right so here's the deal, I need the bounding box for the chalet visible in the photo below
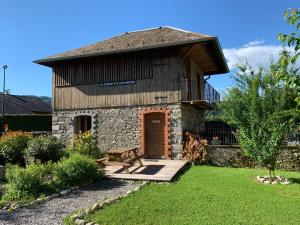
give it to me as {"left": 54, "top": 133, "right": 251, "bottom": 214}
{"left": 35, "top": 26, "right": 228, "bottom": 159}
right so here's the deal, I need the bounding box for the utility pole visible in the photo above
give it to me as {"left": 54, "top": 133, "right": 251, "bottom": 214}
{"left": 2, "top": 65, "right": 7, "bottom": 133}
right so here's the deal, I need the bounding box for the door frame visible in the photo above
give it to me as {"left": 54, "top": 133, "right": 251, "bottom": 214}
{"left": 140, "top": 108, "right": 170, "bottom": 159}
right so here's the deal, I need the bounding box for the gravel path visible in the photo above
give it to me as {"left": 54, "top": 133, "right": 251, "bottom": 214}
{"left": 0, "top": 179, "right": 140, "bottom": 225}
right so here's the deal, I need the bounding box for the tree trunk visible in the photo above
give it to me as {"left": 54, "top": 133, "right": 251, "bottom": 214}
{"left": 266, "top": 161, "right": 276, "bottom": 183}
{"left": 269, "top": 169, "right": 273, "bottom": 183}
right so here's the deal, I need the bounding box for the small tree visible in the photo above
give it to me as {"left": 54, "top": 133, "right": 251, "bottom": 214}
{"left": 219, "top": 58, "right": 298, "bottom": 180}
{"left": 278, "top": 8, "right": 300, "bottom": 105}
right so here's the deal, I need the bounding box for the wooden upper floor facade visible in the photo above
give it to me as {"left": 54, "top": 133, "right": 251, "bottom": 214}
{"left": 35, "top": 27, "right": 228, "bottom": 110}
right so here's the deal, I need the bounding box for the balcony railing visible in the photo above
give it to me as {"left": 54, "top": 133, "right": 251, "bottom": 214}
{"left": 181, "top": 79, "right": 220, "bottom": 104}
{"left": 204, "top": 82, "right": 220, "bottom": 103}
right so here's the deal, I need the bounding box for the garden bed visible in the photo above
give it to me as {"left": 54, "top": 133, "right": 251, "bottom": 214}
{"left": 0, "top": 131, "right": 104, "bottom": 209}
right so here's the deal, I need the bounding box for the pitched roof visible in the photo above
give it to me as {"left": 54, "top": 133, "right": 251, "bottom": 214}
{"left": 0, "top": 94, "right": 51, "bottom": 115}
{"left": 34, "top": 26, "right": 216, "bottom": 65}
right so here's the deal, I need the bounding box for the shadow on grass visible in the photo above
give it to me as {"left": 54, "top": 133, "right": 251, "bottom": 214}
{"left": 288, "top": 178, "right": 300, "bottom": 185}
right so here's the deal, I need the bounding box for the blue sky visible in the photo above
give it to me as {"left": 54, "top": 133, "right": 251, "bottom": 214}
{"left": 0, "top": 0, "right": 298, "bottom": 97}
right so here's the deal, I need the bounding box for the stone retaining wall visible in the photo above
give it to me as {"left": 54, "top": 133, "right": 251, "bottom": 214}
{"left": 207, "top": 145, "right": 300, "bottom": 171}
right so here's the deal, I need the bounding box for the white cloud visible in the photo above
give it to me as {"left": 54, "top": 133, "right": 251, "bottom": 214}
{"left": 223, "top": 43, "right": 283, "bottom": 70}
{"left": 242, "top": 39, "right": 265, "bottom": 48}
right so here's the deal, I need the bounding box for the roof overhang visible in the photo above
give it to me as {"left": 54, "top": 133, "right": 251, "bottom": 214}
{"left": 34, "top": 38, "right": 229, "bottom": 75}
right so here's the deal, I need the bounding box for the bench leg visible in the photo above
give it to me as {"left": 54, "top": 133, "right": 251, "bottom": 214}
{"left": 137, "top": 158, "right": 143, "bottom": 167}
{"left": 97, "top": 162, "right": 106, "bottom": 168}
{"left": 133, "top": 150, "right": 144, "bottom": 167}
{"left": 123, "top": 165, "right": 130, "bottom": 173}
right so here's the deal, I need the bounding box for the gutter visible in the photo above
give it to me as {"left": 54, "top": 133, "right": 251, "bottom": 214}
{"left": 204, "top": 75, "right": 211, "bottom": 83}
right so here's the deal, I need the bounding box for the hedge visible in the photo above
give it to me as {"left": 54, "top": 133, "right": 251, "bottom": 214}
{"left": 0, "top": 115, "right": 51, "bottom": 132}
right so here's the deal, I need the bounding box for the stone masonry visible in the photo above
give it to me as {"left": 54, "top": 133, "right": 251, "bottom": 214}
{"left": 181, "top": 105, "right": 204, "bottom": 132}
{"left": 52, "top": 104, "right": 203, "bottom": 159}
{"left": 207, "top": 145, "right": 300, "bottom": 171}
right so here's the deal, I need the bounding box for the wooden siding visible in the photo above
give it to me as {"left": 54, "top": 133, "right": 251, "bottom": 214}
{"left": 54, "top": 52, "right": 156, "bottom": 87}
{"left": 53, "top": 49, "right": 179, "bottom": 87}
{"left": 53, "top": 49, "right": 183, "bottom": 110}
{"left": 190, "top": 59, "right": 204, "bottom": 100}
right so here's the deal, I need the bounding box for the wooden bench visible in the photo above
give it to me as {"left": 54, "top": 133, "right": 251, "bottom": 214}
{"left": 94, "top": 158, "right": 107, "bottom": 167}
{"left": 121, "top": 158, "right": 139, "bottom": 173}
{"left": 95, "top": 147, "right": 143, "bottom": 173}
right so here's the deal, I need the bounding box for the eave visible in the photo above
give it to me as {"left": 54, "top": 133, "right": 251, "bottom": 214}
{"left": 33, "top": 38, "right": 229, "bottom": 75}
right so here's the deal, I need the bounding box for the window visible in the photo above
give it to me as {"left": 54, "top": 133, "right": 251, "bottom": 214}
{"left": 74, "top": 115, "right": 92, "bottom": 134}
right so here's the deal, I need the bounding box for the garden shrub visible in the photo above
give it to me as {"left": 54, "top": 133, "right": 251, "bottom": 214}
{"left": 53, "top": 154, "right": 102, "bottom": 188}
{"left": 0, "top": 131, "right": 32, "bottom": 165}
{"left": 0, "top": 152, "right": 4, "bottom": 165}
{"left": 69, "top": 131, "right": 102, "bottom": 159}
{"left": 25, "top": 135, "right": 65, "bottom": 164}
{"left": 0, "top": 115, "right": 52, "bottom": 132}
{"left": 3, "top": 162, "right": 55, "bottom": 200}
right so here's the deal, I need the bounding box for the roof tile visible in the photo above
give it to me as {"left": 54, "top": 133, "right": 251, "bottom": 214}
{"left": 36, "top": 26, "right": 214, "bottom": 63}
{"left": 0, "top": 94, "right": 51, "bottom": 115}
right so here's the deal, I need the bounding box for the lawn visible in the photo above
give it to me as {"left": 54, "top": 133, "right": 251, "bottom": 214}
{"left": 77, "top": 166, "right": 300, "bottom": 225}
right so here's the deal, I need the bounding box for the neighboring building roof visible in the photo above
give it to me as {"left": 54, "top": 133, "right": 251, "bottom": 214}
{"left": 34, "top": 26, "right": 228, "bottom": 74}
{"left": 0, "top": 94, "right": 51, "bottom": 115}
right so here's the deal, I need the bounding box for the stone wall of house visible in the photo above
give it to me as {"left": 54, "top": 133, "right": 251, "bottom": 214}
{"left": 52, "top": 110, "right": 99, "bottom": 145}
{"left": 181, "top": 105, "right": 204, "bottom": 132}
{"left": 207, "top": 145, "right": 300, "bottom": 171}
{"left": 169, "top": 105, "right": 183, "bottom": 159}
{"left": 52, "top": 103, "right": 185, "bottom": 159}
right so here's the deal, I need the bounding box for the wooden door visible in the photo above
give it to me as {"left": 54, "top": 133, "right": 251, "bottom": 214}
{"left": 145, "top": 112, "right": 165, "bottom": 158}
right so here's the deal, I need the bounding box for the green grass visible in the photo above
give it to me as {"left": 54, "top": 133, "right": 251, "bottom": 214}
{"left": 81, "top": 166, "right": 300, "bottom": 225}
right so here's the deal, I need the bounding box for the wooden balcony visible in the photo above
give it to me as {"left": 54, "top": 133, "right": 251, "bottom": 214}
{"left": 181, "top": 81, "right": 219, "bottom": 110}
{"left": 181, "top": 99, "right": 215, "bottom": 110}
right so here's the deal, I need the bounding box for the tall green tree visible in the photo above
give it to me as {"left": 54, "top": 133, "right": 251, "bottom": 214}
{"left": 219, "top": 58, "right": 298, "bottom": 180}
{"left": 278, "top": 8, "right": 300, "bottom": 105}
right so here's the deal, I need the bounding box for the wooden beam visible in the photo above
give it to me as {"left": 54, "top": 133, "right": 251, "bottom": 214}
{"left": 181, "top": 100, "right": 215, "bottom": 110}
{"left": 182, "top": 45, "right": 196, "bottom": 60}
